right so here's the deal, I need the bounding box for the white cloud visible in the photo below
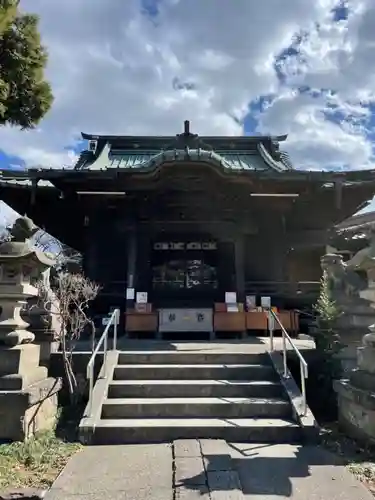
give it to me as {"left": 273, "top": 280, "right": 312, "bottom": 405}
{"left": 265, "top": 0, "right": 375, "bottom": 170}
{"left": 256, "top": 90, "right": 373, "bottom": 169}
{"left": 0, "top": 0, "right": 373, "bottom": 172}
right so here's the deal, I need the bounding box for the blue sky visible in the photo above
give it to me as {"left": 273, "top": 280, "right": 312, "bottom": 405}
{"left": 1, "top": 0, "right": 375, "bottom": 215}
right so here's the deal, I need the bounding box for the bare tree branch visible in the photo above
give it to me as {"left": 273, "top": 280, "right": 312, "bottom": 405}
{"left": 36, "top": 272, "right": 99, "bottom": 404}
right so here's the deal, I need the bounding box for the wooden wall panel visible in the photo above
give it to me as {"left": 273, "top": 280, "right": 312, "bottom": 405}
{"left": 286, "top": 248, "right": 322, "bottom": 282}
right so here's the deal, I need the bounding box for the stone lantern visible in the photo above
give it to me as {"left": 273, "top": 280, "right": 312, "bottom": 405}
{"left": 333, "top": 231, "right": 375, "bottom": 444}
{"left": 0, "top": 216, "right": 61, "bottom": 441}
{"left": 0, "top": 216, "right": 55, "bottom": 346}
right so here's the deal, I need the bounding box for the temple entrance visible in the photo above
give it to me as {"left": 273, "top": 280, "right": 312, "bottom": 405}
{"left": 150, "top": 237, "right": 218, "bottom": 338}
{"left": 153, "top": 257, "right": 218, "bottom": 291}
{"left": 151, "top": 238, "right": 218, "bottom": 307}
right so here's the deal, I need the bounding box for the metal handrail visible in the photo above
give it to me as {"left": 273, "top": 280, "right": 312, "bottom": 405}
{"left": 86, "top": 308, "right": 119, "bottom": 417}
{"left": 267, "top": 309, "right": 309, "bottom": 416}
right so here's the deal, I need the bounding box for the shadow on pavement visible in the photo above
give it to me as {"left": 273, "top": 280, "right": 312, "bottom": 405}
{"left": 178, "top": 442, "right": 372, "bottom": 498}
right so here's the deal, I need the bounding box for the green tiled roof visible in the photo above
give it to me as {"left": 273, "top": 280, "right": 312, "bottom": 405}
{"left": 220, "top": 152, "right": 268, "bottom": 170}
{"left": 109, "top": 151, "right": 158, "bottom": 168}
{"left": 107, "top": 150, "right": 272, "bottom": 170}
{"left": 75, "top": 122, "right": 293, "bottom": 172}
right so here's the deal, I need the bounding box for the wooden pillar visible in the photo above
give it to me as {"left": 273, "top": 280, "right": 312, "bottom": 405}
{"left": 235, "top": 236, "right": 245, "bottom": 303}
{"left": 217, "top": 241, "right": 235, "bottom": 299}
{"left": 126, "top": 228, "right": 137, "bottom": 309}
{"left": 136, "top": 228, "right": 152, "bottom": 295}
{"left": 83, "top": 215, "right": 96, "bottom": 281}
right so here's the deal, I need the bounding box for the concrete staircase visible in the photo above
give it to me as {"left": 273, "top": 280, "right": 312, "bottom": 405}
{"left": 79, "top": 349, "right": 305, "bottom": 444}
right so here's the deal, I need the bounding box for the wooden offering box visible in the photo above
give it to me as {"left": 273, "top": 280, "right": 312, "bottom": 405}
{"left": 214, "top": 303, "right": 246, "bottom": 332}
{"left": 245, "top": 311, "right": 268, "bottom": 331}
{"left": 214, "top": 312, "right": 246, "bottom": 332}
{"left": 125, "top": 304, "right": 158, "bottom": 332}
{"left": 245, "top": 310, "right": 299, "bottom": 333}
{"left": 273, "top": 310, "right": 299, "bottom": 334}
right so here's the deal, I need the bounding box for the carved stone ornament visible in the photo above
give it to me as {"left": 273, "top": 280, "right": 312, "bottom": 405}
{"left": 320, "top": 253, "right": 367, "bottom": 302}
{"left": 346, "top": 228, "right": 375, "bottom": 271}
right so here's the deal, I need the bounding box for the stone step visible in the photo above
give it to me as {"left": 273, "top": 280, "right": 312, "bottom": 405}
{"left": 118, "top": 351, "right": 269, "bottom": 365}
{"left": 113, "top": 364, "right": 276, "bottom": 381}
{"left": 101, "top": 397, "right": 291, "bottom": 419}
{"left": 107, "top": 379, "right": 284, "bottom": 399}
{"left": 90, "top": 418, "right": 302, "bottom": 444}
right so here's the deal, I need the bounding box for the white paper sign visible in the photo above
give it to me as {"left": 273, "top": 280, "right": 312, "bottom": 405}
{"left": 246, "top": 295, "right": 257, "bottom": 310}
{"left": 261, "top": 296, "right": 271, "bottom": 309}
{"left": 102, "top": 315, "right": 120, "bottom": 326}
{"left": 136, "top": 291, "right": 148, "bottom": 304}
{"left": 126, "top": 288, "right": 135, "bottom": 300}
{"left": 225, "top": 292, "right": 237, "bottom": 304}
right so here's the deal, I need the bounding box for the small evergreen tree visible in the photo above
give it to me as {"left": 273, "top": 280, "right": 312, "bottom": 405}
{"left": 312, "top": 270, "right": 343, "bottom": 419}
{"left": 314, "top": 270, "right": 342, "bottom": 354}
{"left": 315, "top": 270, "right": 341, "bottom": 346}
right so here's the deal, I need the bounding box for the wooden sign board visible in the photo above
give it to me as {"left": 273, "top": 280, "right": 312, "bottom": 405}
{"left": 153, "top": 242, "right": 217, "bottom": 250}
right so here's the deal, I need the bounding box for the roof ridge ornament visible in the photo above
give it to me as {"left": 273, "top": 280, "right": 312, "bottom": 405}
{"left": 165, "top": 120, "right": 214, "bottom": 151}
{"left": 182, "top": 120, "right": 192, "bottom": 136}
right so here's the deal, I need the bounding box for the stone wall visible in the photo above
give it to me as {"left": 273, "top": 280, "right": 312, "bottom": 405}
{"left": 0, "top": 378, "right": 61, "bottom": 441}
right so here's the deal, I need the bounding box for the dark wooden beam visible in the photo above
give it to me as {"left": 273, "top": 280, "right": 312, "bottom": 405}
{"left": 6, "top": 164, "right": 375, "bottom": 183}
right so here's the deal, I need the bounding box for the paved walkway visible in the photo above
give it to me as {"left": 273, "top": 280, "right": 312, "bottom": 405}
{"left": 45, "top": 440, "right": 373, "bottom": 499}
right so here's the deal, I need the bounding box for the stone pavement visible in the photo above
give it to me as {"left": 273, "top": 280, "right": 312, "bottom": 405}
{"left": 44, "top": 440, "right": 374, "bottom": 499}
{"left": 45, "top": 444, "right": 172, "bottom": 500}
{"left": 73, "top": 337, "right": 316, "bottom": 355}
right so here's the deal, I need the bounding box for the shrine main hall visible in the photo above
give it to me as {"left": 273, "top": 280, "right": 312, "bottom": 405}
{"left": 1, "top": 121, "right": 375, "bottom": 337}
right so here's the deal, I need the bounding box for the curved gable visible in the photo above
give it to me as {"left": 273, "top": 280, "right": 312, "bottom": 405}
{"left": 76, "top": 121, "right": 293, "bottom": 173}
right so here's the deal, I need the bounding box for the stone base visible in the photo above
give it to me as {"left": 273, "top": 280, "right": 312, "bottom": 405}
{"left": 357, "top": 345, "right": 375, "bottom": 373}
{"left": 0, "top": 344, "right": 47, "bottom": 389}
{"left": 350, "top": 368, "right": 375, "bottom": 392}
{"left": 34, "top": 337, "right": 60, "bottom": 368}
{"left": 337, "top": 311, "right": 375, "bottom": 330}
{"left": 334, "top": 379, "right": 375, "bottom": 445}
{"left": 334, "top": 347, "right": 359, "bottom": 375}
{"left": 334, "top": 328, "right": 372, "bottom": 374}
{"left": 0, "top": 376, "right": 62, "bottom": 442}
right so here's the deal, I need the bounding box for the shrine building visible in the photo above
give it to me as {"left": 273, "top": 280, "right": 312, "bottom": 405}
{"left": 1, "top": 121, "right": 375, "bottom": 338}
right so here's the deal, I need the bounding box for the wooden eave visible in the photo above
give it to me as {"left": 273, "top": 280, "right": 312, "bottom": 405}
{"left": 20, "top": 168, "right": 375, "bottom": 206}
{"left": 1, "top": 167, "right": 375, "bottom": 199}
{"left": 1, "top": 168, "right": 375, "bottom": 229}
{"left": 16, "top": 165, "right": 375, "bottom": 183}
